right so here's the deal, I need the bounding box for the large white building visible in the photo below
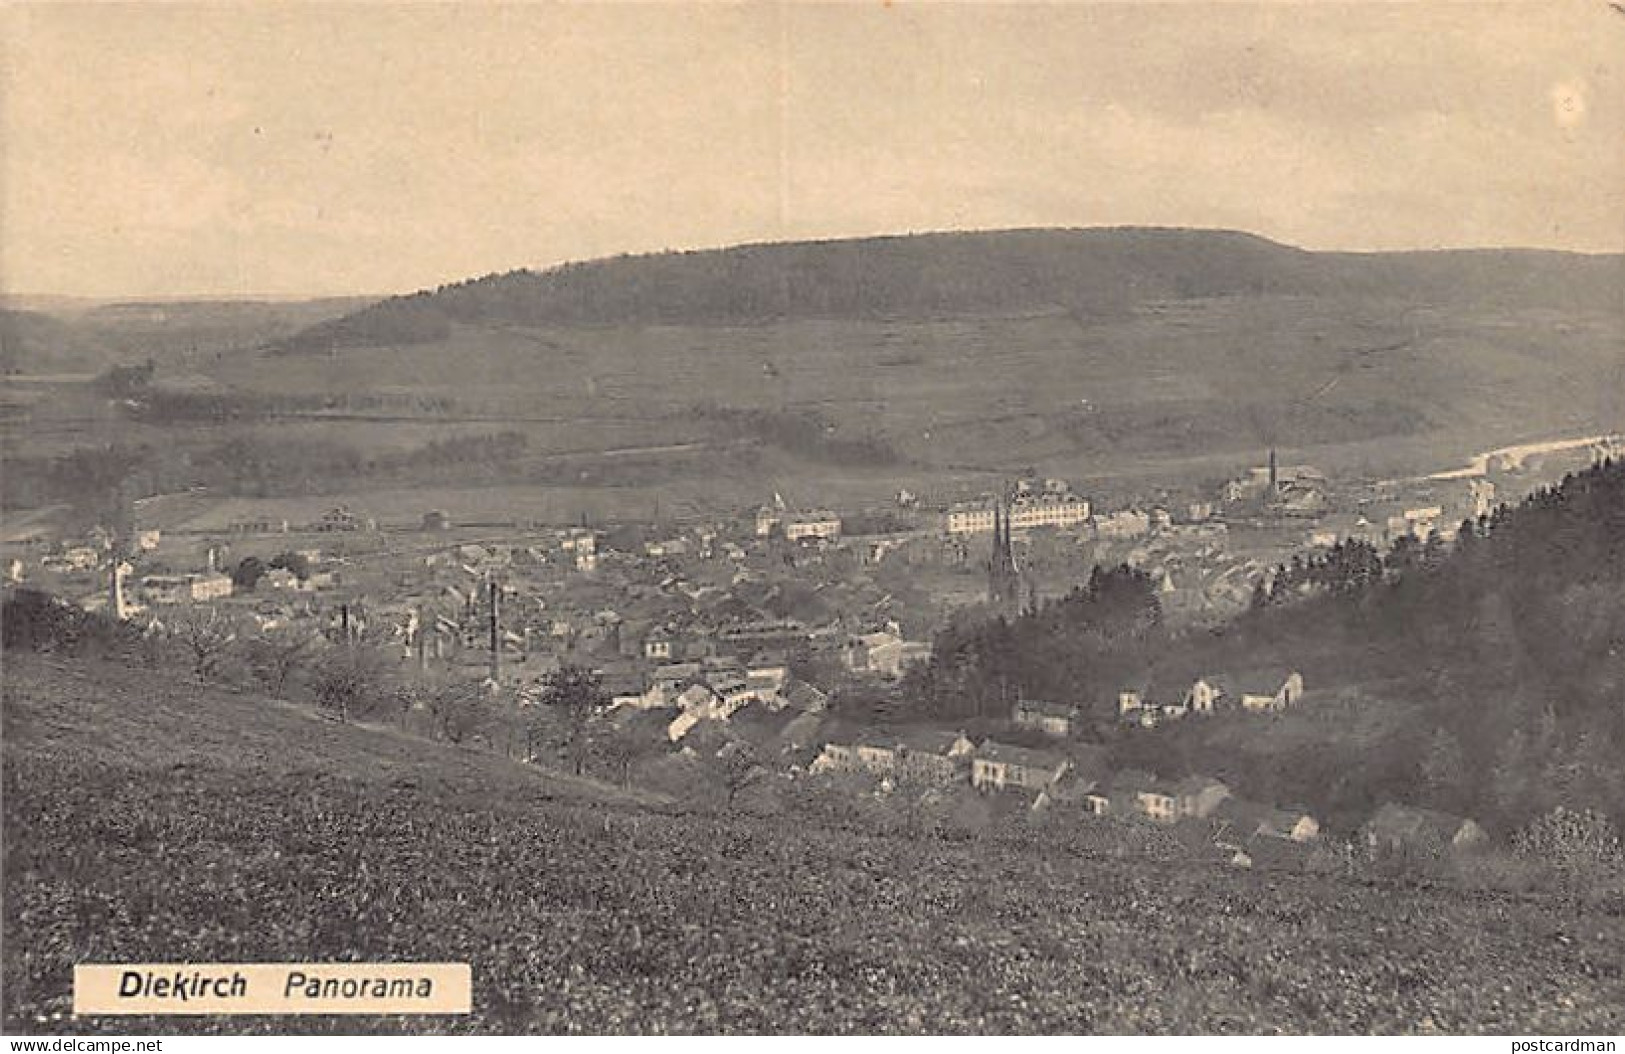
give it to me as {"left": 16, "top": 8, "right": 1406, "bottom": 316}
{"left": 141, "top": 573, "right": 234, "bottom": 605}
{"left": 783, "top": 512, "right": 842, "bottom": 542}
{"left": 945, "top": 495, "right": 1091, "bottom": 535}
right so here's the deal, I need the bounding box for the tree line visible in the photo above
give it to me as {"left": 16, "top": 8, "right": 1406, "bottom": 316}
{"left": 3, "top": 431, "right": 532, "bottom": 512}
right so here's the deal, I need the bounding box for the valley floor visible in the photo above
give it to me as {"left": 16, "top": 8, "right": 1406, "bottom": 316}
{"left": 3, "top": 658, "right": 1622, "bottom": 1035}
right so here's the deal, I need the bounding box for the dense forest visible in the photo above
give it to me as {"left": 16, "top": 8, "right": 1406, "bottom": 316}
{"left": 270, "top": 229, "right": 1624, "bottom": 353}
{"left": 902, "top": 458, "right": 1625, "bottom": 833}
{"left": 899, "top": 564, "right": 1167, "bottom": 720}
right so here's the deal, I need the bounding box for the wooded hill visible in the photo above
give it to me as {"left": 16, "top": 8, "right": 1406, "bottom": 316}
{"left": 903, "top": 457, "right": 1625, "bottom": 834}
{"left": 272, "top": 228, "right": 1624, "bottom": 352}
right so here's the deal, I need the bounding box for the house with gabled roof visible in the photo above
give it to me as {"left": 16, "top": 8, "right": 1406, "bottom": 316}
{"left": 808, "top": 730, "right": 900, "bottom": 776}
{"left": 971, "top": 741, "right": 1070, "bottom": 793}
{"left": 896, "top": 729, "right": 976, "bottom": 779}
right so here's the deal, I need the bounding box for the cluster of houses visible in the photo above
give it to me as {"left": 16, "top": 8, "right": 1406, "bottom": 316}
{"left": 805, "top": 727, "right": 1314, "bottom": 840}
{"left": 802, "top": 722, "right": 1489, "bottom": 865}
{"left": 592, "top": 651, "right": 830, "bottom": 746}
{"left": 1118, "top": 671, "right": 1304, "bottom": 728}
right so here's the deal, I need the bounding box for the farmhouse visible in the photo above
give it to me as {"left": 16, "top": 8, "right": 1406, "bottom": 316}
{"left": 971, "top": 742, "right": 1069, "bottom": 793}
{"left": 896, "top": 729, "right": 976, "bottom": 778}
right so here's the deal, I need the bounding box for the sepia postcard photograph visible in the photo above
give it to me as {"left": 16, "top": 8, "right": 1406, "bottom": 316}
{"left": 1, "top": 0, "right": 1622, "bottom": 1041}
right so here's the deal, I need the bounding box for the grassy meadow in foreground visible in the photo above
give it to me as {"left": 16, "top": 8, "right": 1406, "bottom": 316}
{"left": 4, "top": 657, "right": 1623, "bottom": 1035}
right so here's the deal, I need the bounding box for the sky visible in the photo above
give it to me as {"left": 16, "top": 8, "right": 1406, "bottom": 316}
{"left": 2, "top": 1, "right": 1621, "bottom": 299}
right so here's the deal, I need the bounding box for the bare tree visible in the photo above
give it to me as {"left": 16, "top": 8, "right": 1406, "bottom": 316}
{"left": 244, "top": 628, "right": 318, "bottom": 697}
{"left": 164, "top": 605, "right": 242, "bottom": 679}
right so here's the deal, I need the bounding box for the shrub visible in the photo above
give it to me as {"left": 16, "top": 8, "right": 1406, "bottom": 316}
{"left": 1514, "top": 807, "right": 1625, "bottom": 906}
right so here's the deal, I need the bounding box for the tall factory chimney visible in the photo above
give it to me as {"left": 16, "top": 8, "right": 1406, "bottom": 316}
{"left": 488, "top": 578, "right": 501, "bottom": 684}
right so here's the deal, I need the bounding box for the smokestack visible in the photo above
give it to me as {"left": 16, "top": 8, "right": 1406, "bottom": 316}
{"left": 108, "top": 558, "right": 128, "bottom": 621}
{"left": 488, "top": 578, "right": 500, "bottom": 684}
{"left": 1268, "top": 447, "right": 1278, "bottom": 493}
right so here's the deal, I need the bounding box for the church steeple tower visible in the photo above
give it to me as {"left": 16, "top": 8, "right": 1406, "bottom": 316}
{"left": 987, "top": 486, "right": 1021, "bottom": 611}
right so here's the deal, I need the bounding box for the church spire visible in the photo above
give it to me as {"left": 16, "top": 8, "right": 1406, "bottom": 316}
{"left": 987, "top": 484, "right": 1021, "bottom": 610}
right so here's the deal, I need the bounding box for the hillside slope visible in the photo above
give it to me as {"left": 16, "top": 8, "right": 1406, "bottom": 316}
{"left": 234, "top": 228, "right": 1622, "bottom": 476}
{"left": 5, "top": 656, "right": 1624, "bottom": 1034}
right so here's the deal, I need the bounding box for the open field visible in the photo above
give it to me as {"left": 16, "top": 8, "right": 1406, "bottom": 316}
{"left": 5, "top": 656, "right": 1623, "bottom": 1035}
{"left": 217, "top": 297, "right": 1625, "bottom": 475}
